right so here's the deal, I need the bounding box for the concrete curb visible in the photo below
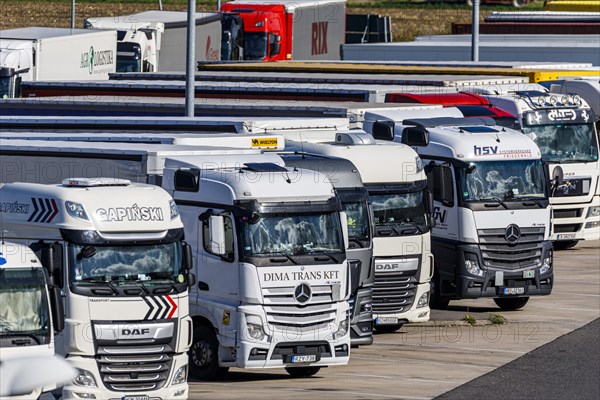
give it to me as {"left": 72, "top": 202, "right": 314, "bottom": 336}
{"left": 407, "top": 319, "right": 497, "bottom": 327}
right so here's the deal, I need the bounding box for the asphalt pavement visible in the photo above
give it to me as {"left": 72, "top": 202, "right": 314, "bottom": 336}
{"left": 436, "top": 318, "right": 600, "bottom": 400}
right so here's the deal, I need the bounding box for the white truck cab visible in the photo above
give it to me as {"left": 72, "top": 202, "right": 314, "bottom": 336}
{"left": 383, "top": 117, "right": 553, "bottom": 310}
{"left": 0, "top": 179, "right": 194, "bottom": 400}
{"left": 469, "top": 84, "right": 600, "bottom": 247}
{"left": 0, "top": 242, "right": 63, "bottom": 400}
{"left": 162, "top": 153, "right": 352, "bottom": 378}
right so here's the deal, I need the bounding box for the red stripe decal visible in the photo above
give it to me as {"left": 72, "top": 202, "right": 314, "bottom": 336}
{"left": 47, "top": 199, "right": 59, "bottom": 222}
{"left": 166, "top": 295, "right": 177, "bottom": 319}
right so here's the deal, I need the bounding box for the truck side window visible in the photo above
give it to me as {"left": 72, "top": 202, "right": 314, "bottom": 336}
{"left": 427, "top": 165, "right": 454, "bottom": 207}
{"left": 202, "top": 215, "right": 235, "bottom": 262}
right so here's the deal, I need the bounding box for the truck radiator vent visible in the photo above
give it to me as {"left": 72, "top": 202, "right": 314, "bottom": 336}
{"left": 553, "top": 208, "right": 583, "bottom": 219}
{"left": 372, "top": 273, "right": 418, "bottom": 314}
{"left": 478, "top": 227, "right": 545, "bottom": 269}
{"left": 263, "top": 284, "right": 337, "bottom": 305}
{"left": 263, "top": 303, "right": 337, "bottom": 330}
{"left": 97, "top": 346, "right": 173, "bottom": 392}
{"left": 553, "top": 223, "right": 582, "bottom": 233}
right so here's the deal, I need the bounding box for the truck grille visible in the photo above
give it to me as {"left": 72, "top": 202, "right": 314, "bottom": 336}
{"left": 96, "top": 345, "right": 173, "bottom": 392}
{"left": 554, "top": 223, "right": 582, "bottom": 233}
{"left": 372, "top": 272, "right": 418, "bottom": 314}
{"left": 478, "top": 227, "right": 545, "bottom": 270}
{"left": 262, "top": 285, "right": 339, "bottom": 330}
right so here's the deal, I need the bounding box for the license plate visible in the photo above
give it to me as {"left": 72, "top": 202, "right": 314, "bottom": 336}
{"left": 375, "top": 317, "right": 398, "bottom": 325}
{"left": 557, "top": 233, "right": 576, "bottom": 240}
{"left": 503, "top": 287, "right": 525, "bottom": 295}
{"left": 122, "top": 396, "right": 149, "bottom": 400}
{"left": 523, "top": 270, "right": 535, "bottom": 279}
{"left": 291, "top": 354, "right": 316, "bottom": 363}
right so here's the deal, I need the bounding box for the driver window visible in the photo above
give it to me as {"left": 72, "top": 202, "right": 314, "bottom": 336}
{"left": 202, "top": 215, "right": 235, "bottom": 262}
{"left": 269, "top": 33, "right": 280, "bottom": 56}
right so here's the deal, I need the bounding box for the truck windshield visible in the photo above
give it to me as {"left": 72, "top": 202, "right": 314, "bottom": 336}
{"left": 0, "top": 269, "right": 50, "bottom": 342}
{"left": 461, "top": 159, "right": 546, "bottom": 202}
{"left": 338, "top": 192, "right": 370, "bottom": 247}
{"left": 241, "top": 212, "right": 344, "bottom": 256}
{"left": 523, "top": 123, "right": 599, "bottom": 163}
{"left": 69, "top": 242, "right": 182, "bottom": 284}
{"left": 244, "top": 32, "right": 268, "bottom": 60}
{"left": 370, "top": 190, "right": 429, "bottom": 236}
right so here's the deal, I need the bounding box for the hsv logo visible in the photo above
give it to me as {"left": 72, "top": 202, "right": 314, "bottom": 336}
{"left": 311, "top": 21, "right": 328, "bottom": 55}
{"left": 433, "top": 206, "right": 447, "bottom": 224}
{"left": 474, "top": 145, "right": 498, "bottom": 156}
{"left": 142, "top": 295, "right": 177, "bottom": 320}
{"left": 27, "top": 197, "right": 59, "bottom": 223}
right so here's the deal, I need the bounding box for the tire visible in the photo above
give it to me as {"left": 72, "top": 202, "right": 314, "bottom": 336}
{"left": 553, "top": 240, "right": 579, "bottom": 250}
{"left": 494, "top": 297, "right": 529, "bottom": 311}
{"left": 374, "top": 323, "right": 403, "bottom": 333}
{"left": 285, "top": 366, "right": 321, "bottom": 378}
{"left": 189, "top": 325, "right": 229, "bottom": 380}
{"left": 430, "top": 272, "right": 450, "bottom": 310}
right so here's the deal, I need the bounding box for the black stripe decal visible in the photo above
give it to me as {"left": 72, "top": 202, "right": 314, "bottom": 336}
{"left": 142, "top": 296, "right": 153, "bottom": 321}
{"left": 27, "top": 197, "right": 39, "bottom": 222}
{"left": 34, "top": 198, "right": 47, "bottom": 223}
{"left": 149, "top": 297, "right": 162, "bottom": 320}
{"left": 42, "top": 198, "right": 53, "bottom": 222}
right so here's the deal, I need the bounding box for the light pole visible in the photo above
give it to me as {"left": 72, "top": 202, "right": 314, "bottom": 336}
{"left": 471, "top": 0, "right": 480, "bottom": 62}
{"left": 185, "top": 0, "right": 196, "bottom": 117}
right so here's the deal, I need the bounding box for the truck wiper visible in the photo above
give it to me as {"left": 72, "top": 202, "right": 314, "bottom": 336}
{"left": 375, "top": 225, "right": 400, "bottom": 236}
{"left": 348, "top": 238, "right": 365, "bottom": 248}
{"left": 269, "top": 251, "right": 298, "bottom": 265}
{"left": 515, "top": 196, "right": 545, "bottom": 208}
{"left": 0, "top": 330, "right": 42, "bottom": 345}
{"left": 313, "top": 250, "right": 339, "bottom": 264}
{"left": 400, "top": 220, "right": 424, "bottom": 234}
{"left": 479, "top": 196, "right": 508, "bottom": 209}
{"left": 82, "top": 278, "right": 119, "bottom": 295}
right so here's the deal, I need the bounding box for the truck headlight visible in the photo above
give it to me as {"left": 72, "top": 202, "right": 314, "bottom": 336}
{"left": 171, "top": 365, "right": 187, "bottom": 385}
{"left": 540, "top": 252, "right": 552, "bottom": 275}
{"left": 66, "top": 201, "right": 89, "bottom": 221}
{"left": 415, "top": 156, "right": 424, "bottom": 173}
{"left": 73, "top": 368, "right": 97, "bottom": 388}
{"left": 586, "top": 206, "right": 600, "bottom": 218}
{"left": 247, "top": 323, "right": 267, "bottom": 341}
{"left": 334, "top": 318, "right": 349, "bottom": 339}
{"left": 169, "top": 200, "right": 180, "bottom": 220}
{"left": 361, "top": 303, "right": 373, "bottom": 313}
{"left": 416, "top": 291, "right": 429, "bottom": 308}
{"left": 464, "top": 253, "right": 484, "bottom": 277}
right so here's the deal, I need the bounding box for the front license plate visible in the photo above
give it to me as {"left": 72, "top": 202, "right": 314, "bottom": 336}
{"left": 503, "top": 287, "right": 526, "bottom": 296}
{"left": 291, "top": 354, "right": 317, "bottom": 363}
{"left": 557, "top": 233, "right": 576, "bottom": 240}
{"left": 375, "top": 317, "right": 399, "bottom": 325}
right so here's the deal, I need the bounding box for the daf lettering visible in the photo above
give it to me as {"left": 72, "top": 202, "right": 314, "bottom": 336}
{"left": 122, "top": 328, "right": 150, "bottom": 336}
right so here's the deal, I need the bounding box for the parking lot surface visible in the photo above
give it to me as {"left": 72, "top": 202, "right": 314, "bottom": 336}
{"left": 189, "top": 240, "right": 600, "bottom": 400}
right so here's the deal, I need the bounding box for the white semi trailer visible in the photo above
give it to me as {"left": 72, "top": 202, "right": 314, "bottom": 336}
{"left": 0, "top": 27, "right": 116, "bottom": 98}
{"left": 85, "top": 11, "right": 223, "bottom": 72}
{"left": 0, "top": 178, "right": 195, "bottom": 399}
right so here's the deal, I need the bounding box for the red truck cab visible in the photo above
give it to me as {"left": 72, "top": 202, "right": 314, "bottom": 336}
{"left": 386, "top": 91, "right": 520, "bottom": 129}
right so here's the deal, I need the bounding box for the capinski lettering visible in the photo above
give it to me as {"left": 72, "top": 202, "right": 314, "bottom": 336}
{"left": 96, "top": 204, "right": 164, "bottom": 222}
{"left": 0, "top": 201, "right": 30, "bottom": 214}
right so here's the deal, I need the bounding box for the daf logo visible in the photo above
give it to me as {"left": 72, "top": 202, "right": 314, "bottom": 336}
{"left": 294, "top": 283, "right": 312, "bottom": 304}
{"left": 375, "top": 263, "right": 401, "bottom": 271}
{"left": 122, "top": 328, "right": 150, "bottom": 336}
{"left": 505, "top": 224, "right": 521, "bottom": 244}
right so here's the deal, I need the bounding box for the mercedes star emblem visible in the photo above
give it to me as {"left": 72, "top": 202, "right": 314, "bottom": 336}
{"left": 294, "top": 283, "right": 312, "bottom": 304}
{"left": 505, "top": 224, "right": 521, "bottom": 244}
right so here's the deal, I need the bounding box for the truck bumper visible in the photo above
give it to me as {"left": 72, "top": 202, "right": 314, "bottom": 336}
{"left": 550, "top": 197, "right": 600, "bottom": 242}
{"left": 62, "top": 354, "right": 188, "bottom": 400}
{"left": 373, "top": 283, "right": 430, "bottom": 325}
{"left": 349, "top": 287, "right": 373, "bottom": 346}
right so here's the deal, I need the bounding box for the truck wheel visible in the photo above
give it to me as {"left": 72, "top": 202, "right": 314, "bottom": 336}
{"left": 493, "top": 297, "right": 529, "bottom": 311}
{"left": 189, "top": 325, "right": 228, "bottom": 380}
{"left": 374, "top": 324, "right": 403, "bottom": 333}
{"left": 285, "top": 366, "right": 321, "bottom": 377}
{"left": 553, "top": 240, "right": 579, "bottom": 250}
{"left": 430, "top": 273, "right": 450, "bottom": 310}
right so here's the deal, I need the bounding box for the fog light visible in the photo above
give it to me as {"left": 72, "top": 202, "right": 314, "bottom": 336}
{"left": 585, "top": 221, "right": 600, "bottom": 229}
{"left": 416, "top": 291, "right": 429, "bottom": 308}
{"left": 73, "top": 369, "right": 97, "bottom": 388}
{"left": 361, "top": 303, "right": 372, "bottom": 313}
{"left": 174, "top": 390, "right": 186, "bottom": 397}
{"left": 74, "top": 394, "right": 96, "bottom": 399}
{"left": 171, "top": 365, "right": 187, "bottom": 385}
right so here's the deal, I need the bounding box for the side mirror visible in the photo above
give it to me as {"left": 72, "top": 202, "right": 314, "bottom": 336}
{"left": 271, "top": 42, "right": 281, "bottom": 56}
{"left": 440, "top": 166, "right": 454, "bottom": 207}
{"left": 340, "top": 211, "right": 350, "bottom": 250}
{"left": 551, "top": 165, "right": 564, "bottom": 188}
{"left": 182, "top": 242, "right": 193, "bottom": 271}
{"left": 41, "top": 246, "right": 55, "bottom": 277}
{"left": 187, "top": 272, "right": 197, "bottom": 288}
{"left": 401, "top": 127, "right": 429, "bottom": 147}
{"left": 425, "top": 190, "right": 436, "bottom": 228}
{"left": 50, "top": 286, "right": 65, "bottom": 334}
{"left": 371, "top": 121, "right": 394, "bottom": 141}
{"left": 209, "top": 216, "right": 226, "bottom": 256}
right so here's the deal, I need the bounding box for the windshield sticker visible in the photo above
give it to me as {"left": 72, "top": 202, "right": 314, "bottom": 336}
{"left": 525, "top": 109, "right": 592, "bottom": 126}
{"left": 96, "top": 204, "right": 164, "bottom": 222}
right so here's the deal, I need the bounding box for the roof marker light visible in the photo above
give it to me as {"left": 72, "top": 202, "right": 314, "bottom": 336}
{"left": 62, "top": 178, "right": 131, "bottom": 187}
